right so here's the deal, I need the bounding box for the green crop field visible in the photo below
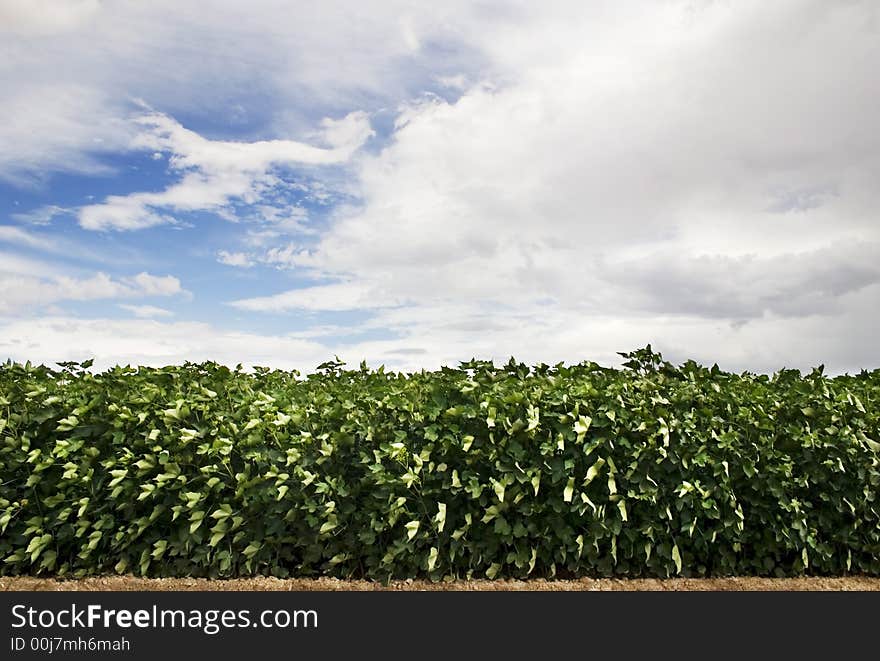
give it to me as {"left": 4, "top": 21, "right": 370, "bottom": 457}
{"left": 1, "top": 347, "right": 878, "bottom": 580}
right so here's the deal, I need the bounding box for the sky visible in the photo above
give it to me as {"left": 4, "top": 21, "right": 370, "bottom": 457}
{"left": 1, "top": 0, "right": 879, "bottom": 374}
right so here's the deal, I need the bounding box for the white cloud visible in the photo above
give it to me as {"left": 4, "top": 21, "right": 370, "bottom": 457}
{"left": 313, "top": 112, "right": 378, "bottom": 150}
{"left": 0, "top": 221, "right": 150, "bottom": 267}
{"left": 0, "top": 225, "right": 55, "bottom": 251}
{"left": 2, "top": 298, "right": 878, "bottom": 375}
{"left": 240, "top": 206, "right": 315, "bottom": 248}
{"left": 599, "top": 242, "right": 880, "bottom": 319}
{"left": 0, "top": 316, "right": 328, "bottom": 371}
{"left": 118, "top": 304, "right": 174, "bottom": 318}
{"left": 0, "top": 84, "right": 131, "bottom": 185}
{"left": 0, "top": 256, "right": 187, "bottom": 314}
{"left": 4, "top": 1, "right": 880, "bottom": 371}
{"left": 0, "top": 251, "right": 60, "bottom": 278}
{"left": 217, "top": 250, "right": 253, "bottom": 268}
{"left": 0, "top": 0, "right": 100, "bottom": 36}
{"left": 229, "top": 281, "right": 403, "bottom": 312}
{"left": 259, "top": 243, "right": 310, "bottom": 268}
{"left": 76, "top": 110, "right": 374, "bottom": 231}
{"left": 77, "top": 196, "right": 172, "bottom": 232}
{"left": 227, "top": 0, "right": 880, "bottom": 370}
{"left": 126, "top": 272, "right": 185, "bottom": 297}
{"left": 0, "top": 274, "right": 119, "bottom": 312}
{"left": 0, "top": 0, "right": 489, "bottom": 186}
{"left": 131, "top": 110, "right": 373, "bottom": 172}
{"left": 9, "top": 206, "right": 70, "bottom": 226}
{"left": 436, "top": 74, "right": 469, "bottom": 90}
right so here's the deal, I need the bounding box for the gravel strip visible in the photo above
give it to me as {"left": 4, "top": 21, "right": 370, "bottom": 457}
{"left": 2, "top": 576, "right": 879, "bottom": 591}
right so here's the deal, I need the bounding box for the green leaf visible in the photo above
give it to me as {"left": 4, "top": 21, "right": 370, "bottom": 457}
{"left": 859, "top": 433, "right": 880, "bottom": 453}
{"left": 405, "top": 520, "right": 420, "bottom": 540}
{"left": 492, "top": 479, "right": 505, "bottom": 503}
{"left": 607, "top": 474, "right": 617, "bottom": 496}
{"left": 435, "top": 503, "right": 447, "bottom": 533}
{"left": 672, "top": 545, "right": 682, "bottom": 574}
{"left": 151, "top": 540, "right": 167, "bottom": 559}
{"left": 573, "top": 415, "right": 592, "bottom": 440}
{"left": 563, "top": 477, "right": 575, "bottom": 503}
{"left": 583, "top": 458, "right": 605, "bottom": 485}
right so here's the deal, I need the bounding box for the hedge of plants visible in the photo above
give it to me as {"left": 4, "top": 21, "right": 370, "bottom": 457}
{"left": 1, "top": 347, "right": 878, "bottom": 579}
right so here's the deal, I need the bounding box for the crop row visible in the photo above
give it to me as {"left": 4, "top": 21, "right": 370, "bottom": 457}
{"left": 1, "top": 347, "right": 878, "bottom": 579}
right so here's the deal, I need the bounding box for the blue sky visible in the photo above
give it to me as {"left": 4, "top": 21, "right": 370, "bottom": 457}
{"left": 1, "top": 1, "right": 879, "bottom": 372}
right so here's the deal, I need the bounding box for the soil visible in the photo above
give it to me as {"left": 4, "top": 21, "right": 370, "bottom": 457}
{"left": 1, "top": 576, "right": 878, "bottom": 591}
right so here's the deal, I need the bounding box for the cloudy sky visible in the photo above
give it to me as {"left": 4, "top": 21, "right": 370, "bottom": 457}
{"left": 1, "top": 0, "right": 878, "bottom": 373}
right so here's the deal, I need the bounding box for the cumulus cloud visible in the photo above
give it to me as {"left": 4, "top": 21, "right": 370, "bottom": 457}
{"left": 3, "top": 1, "right": 880, "bottom": 372}
{"left": 228, "top": 0, "right": 880, "bottom": 371}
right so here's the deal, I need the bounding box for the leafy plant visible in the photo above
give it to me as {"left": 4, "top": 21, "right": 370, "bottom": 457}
{"left": 0, "top": 348, "right": 878, "bottom": 580}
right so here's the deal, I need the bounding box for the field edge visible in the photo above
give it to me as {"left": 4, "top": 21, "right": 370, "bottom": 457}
{"left": 2, "top": 576, "right": 879, "bottom": 591}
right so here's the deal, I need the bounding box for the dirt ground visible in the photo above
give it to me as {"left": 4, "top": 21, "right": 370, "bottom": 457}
{"left": 2, "top": 576, "right": 878, "bottom": 591}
